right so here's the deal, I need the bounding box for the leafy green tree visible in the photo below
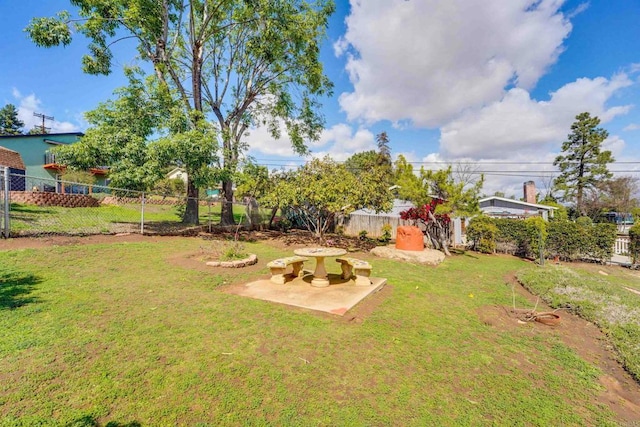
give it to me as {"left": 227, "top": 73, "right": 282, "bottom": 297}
{"left": 235, "top": 163, "right": 271, "bottom": 200}
{"left": 153, "top": 177, "right": 187, "bottom": 198}
{"left": 393, "top": 155, "right": 483, "bottom": 217}
{"left": 599, "top": 176, "right": 639, "bottom": 214}
{"left": 421, "top": 166, "right": 484, "bottom": 218}
{"left": 54, "top": 70, "right": 218, "bottom": 217}
{"left": 0, "top": 104, "right": 24, "bottom": 135}
{"left": 28, "top": 127, "right": 48, "bottom": 135}
{"left": 27, "top": 0, "right": 334, "bottom": 225}
{"left": 262, "top": 157, "right": 393, "bottom": 241}
{"left": 258, "top": 169, "right": 294, "bottom": 229}
{"left": 553, "top": 112, "right": 614, "bottom": 216}
{"left": 235, "top": 163, "right": 272, "bottom": 227}
{"left": 393, "top": 155, "right": 424, "bottom": 203}
{"left": 53, "top": 70, "right": 171, "bottom": 191}
{"left": 538, "top": 196, "right": 568, "bottom": 222}
{"left": 60, "top": 170, "right": 96, "bottom": 186}
{"left": 344, "top": 150, "right": 378, "bottom": 172}
{"left": 345, "top": 149, "right": 393, "bottom": 190}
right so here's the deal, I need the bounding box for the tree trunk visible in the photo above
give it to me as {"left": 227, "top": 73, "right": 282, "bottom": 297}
{"left": 427, "top": 210, "right": 452, "bottom": 256}
{"left": 183, "top": 178, "right": 199, "bottom": 225}
{"left": 268, "top": 207, "right": 278, "bottom": 228}
{"left": 220, "top": 179, "right": 235, "bottom": 225}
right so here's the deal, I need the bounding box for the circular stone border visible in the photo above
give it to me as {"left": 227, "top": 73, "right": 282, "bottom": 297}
{"left": 206, "top": 254, "right": 258, "bottom": 268}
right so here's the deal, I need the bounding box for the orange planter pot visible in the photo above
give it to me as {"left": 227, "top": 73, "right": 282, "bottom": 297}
{"left": 395, "top": 226, "right": 424, "bottom": 251}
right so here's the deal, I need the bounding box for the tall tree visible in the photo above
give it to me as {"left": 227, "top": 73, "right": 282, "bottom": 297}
{"left": 27, "top": 0, "right": 334, "bottom": 225}
{"left": 0, "top": 104, "right": 24, "bottom": 135}
{"left": 376, "top": 131, "right": 391, "bottom": 165}
{"left": 553, "top": 112, "right": 614, "bottom": 216}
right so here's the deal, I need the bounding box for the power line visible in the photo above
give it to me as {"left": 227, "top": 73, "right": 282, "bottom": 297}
{"left": 249, "top": 157, "right": 640, "bottom": 166}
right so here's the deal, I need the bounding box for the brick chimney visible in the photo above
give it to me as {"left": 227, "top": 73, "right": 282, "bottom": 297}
{"left": 523, "top": 181, "right": 536, "bottom": 204}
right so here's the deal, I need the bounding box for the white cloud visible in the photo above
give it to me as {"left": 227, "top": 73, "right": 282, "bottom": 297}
{"left": 12, "top": 88, "right": 80, "bottom": 134}
{"left": 337, "top": 0, "right": 572, "bottom": 127}
{"left": 603, "top": 135, "right": 625, "bottom": 158}
{"left": 623, "top": 123, "right": 640, "bottom": 131}
{"left": 243, "top": 123, "right": 298, "bottom": 157}
{"left": 438, "top": 74, "right": 633, "bottom": 159}
{"left": 246, "top": 121, "right": 375, "bottom": 161}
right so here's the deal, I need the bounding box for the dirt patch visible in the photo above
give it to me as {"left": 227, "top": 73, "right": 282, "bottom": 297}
{"left": 0, "top": 233, "right": 162, "bottom": 250}
{"left": 478, "top": 273, "right": 640, "bottom": 424}
{"left": 0, "top": 229, "right": 381, "bottom": 253}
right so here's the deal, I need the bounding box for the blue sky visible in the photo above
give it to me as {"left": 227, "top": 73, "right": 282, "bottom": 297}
{"left": 2, "top": 0, "right": 640, "bottom": 197}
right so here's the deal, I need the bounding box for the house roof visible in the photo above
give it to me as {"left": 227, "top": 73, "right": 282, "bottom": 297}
{"left": 479, "top": 196, "right": 557, "bottom": 211}
{"left": 0, "top": 132, "right": 84, "bottom": 139}
{"left": 0, "top": 146, "right": 26, "bottom": 170}
{"left": 350, "top": 199, "right": 415, "bottom": 217}
{"left": 166, "top": 167, "right": 186, "bottom": 177}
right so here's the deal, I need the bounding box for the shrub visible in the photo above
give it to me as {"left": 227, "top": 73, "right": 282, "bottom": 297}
{"left": 547, "top": 221, "right": 584, "bottom": 261}
{"left": 524, "top": 216, "right": 547, "bottom": 260}
{"left": 60, "top": 170, "right": 97, "bottom": 185}
{"left": 467, "top": 216, "right": 497, "bottom": 253}
{"left": 491, "top": 217, "right": 546, "bottom": 258}
{"left": 493, "top": 218, "right": 527, "bottom": 252}
{"left": 153, "top": 178, "right": 187, "bottom": 198}
{"left": 220, "top": 242, "right": 248, "bottom": 261}
{"left": 576, "top": 216, "right": 593, "bottom": 227}
{"left": 629, "top": 224, "right": 640, "bottom": 264}
{"left": 379, "top": 224, "right": 392, "bottom": 243}
{"left": 587, "top": 223, "right": 617, "bottom": 262}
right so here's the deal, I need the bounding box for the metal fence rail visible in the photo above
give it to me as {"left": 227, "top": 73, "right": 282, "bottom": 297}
{"left": 1, "top": 167, "right": 9, "bottom": 238}
{"left": 2, "top": 172, "right": 270, "bottom": 238}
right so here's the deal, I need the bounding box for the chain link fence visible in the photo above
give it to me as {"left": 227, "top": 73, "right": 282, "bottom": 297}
{"left": 0, "top": 171, "right": 272, "bottom": 238}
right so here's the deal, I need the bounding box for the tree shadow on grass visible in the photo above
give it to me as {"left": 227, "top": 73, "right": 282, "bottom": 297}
{"left": 65, "top": 415, "right": 141, "bottom": 427}
{"left": 0, "top": 269, "right": 41, "bottom": 310}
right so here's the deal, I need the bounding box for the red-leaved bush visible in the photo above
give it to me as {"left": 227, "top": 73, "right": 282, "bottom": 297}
{"left": 399, "top": 199, "right": 450, "bottom": 224}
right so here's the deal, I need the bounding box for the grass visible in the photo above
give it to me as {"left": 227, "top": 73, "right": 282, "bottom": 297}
{"left": 517, "top": 262, "right": 640, "bottom": 382}
{"left": 0, "top": 240, "right": 626, "bottom": 426}
{"left": 8, "top": 203, "right": 256, "bottom": 236}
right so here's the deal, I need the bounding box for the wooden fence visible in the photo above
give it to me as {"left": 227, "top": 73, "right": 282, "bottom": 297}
{"left": 342, "top": 213, "right": 414, "bottom": 239}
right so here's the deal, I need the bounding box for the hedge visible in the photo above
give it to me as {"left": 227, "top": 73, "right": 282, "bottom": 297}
{"left": 629, "top": 224, "right": 640, "bottom": 265}
{"left": 466, "top": 216, "right": 497, "bottom": 254}
{"left": 467, "top": 216, "right": 617, "bottom": 262}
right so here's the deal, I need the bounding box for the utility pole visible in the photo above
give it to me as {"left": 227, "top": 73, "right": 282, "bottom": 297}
{"left": 33, "top": 112, "right": 53, "bottom": 134}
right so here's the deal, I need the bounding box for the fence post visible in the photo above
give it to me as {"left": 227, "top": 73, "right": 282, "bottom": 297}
{"left": 1, "top": 167, "right": 9, "bottom": 238}
{"left": 208, "top": 198, "right": 212, "bottom": 233}
{"left": 141, "top": 192, "right": 145, "bottom": 235}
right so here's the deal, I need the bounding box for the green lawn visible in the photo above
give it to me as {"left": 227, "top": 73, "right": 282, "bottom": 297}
{"left": 8, "top": 203, "right": 256, "bottom": 236}
{"left": 0, "top": 239, "right": 627, "bottom": 425}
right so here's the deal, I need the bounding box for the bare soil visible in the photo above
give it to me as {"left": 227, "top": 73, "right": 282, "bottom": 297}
{"left": 2, "top": 233, "right": 639, "bottom": 424}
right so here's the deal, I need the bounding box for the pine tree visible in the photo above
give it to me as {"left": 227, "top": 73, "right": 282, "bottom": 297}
{"left": 553, "top": 112, "right": 614, "bottom": 216}
{"left": 0, "top": 104, "right": 25, "bottom": 135}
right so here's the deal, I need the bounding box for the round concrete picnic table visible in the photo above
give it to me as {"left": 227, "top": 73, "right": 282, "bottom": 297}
{"left": 293, "top": 247, "right": 347, "bottom": 287}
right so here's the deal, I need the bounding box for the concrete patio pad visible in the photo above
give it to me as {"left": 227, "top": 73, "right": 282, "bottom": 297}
{"left": 228, "top": 273, "right": 387, "bottom": 316}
